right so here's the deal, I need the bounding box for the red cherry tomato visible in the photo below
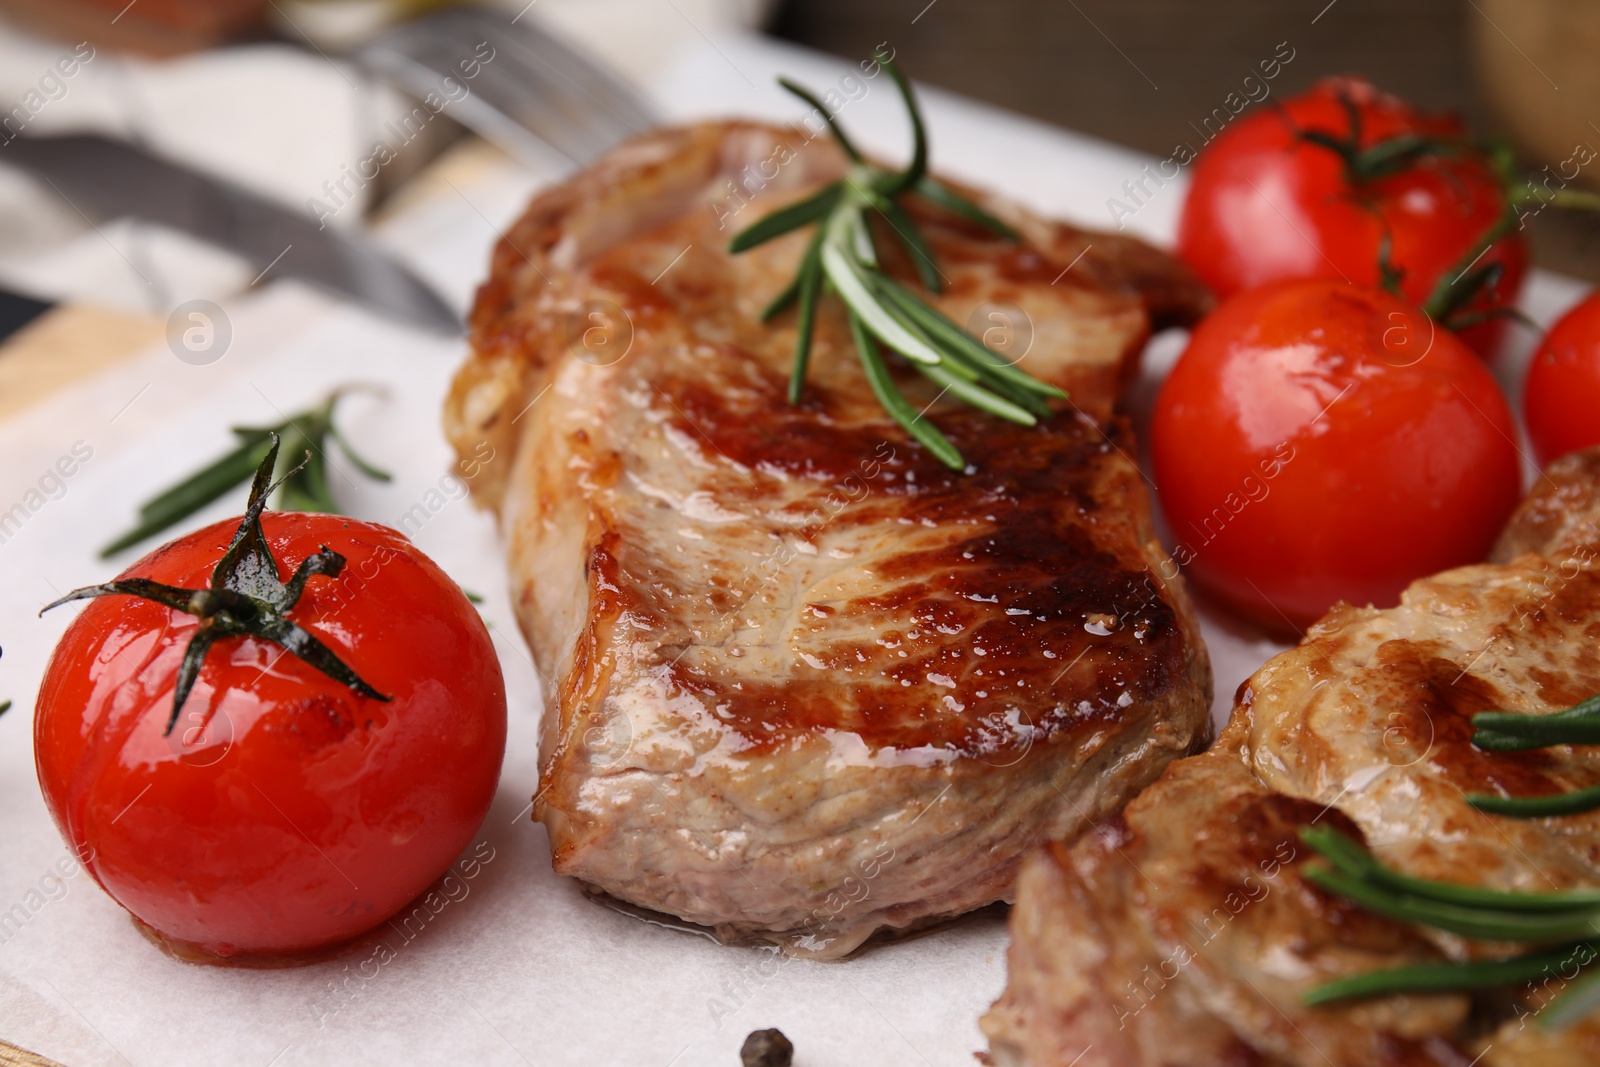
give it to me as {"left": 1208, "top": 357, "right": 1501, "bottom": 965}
{"left": 1151, "top": 279, "right": 1523, "bottom": 632}
{"left": 1524, "top": 290, "right": 1600, "bottom": 466}
{"left": 34, "top": 513, "right": 506, "bottom": 960}
{"left": 1177, "top": 76, "right": 1524, "bottom": 356}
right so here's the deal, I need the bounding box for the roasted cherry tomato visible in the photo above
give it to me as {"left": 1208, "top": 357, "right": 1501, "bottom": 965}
{"left": 1525, "top": 290, "right": 1600, "bottom": 466}
{"left": 34, "top": 465, "right": 505, "bottom": 960}
{"left": 1151, "top": 279, "right": 1523, "bottom": 632}
{"left": 1177, "top": 76, "right": 1524, "bottom": 356}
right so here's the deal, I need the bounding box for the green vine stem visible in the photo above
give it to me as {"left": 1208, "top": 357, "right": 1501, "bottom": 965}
{"left": 45, "top": 436, "right": 390, "bottom": 734}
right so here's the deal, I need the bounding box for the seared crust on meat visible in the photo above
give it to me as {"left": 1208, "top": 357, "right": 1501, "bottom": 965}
{"left": 449, "top": 121, "right": 1210, "bottom": 512}
{"left": 445, "top": 120, "right": 1213, "bottom": 956}
{"left": 1493, "top": 448, "right": 1600, "bottom": 565}
{"left": 984, "top": 728, "right": 1472, "bottom": 1067}
{"left": 985, "top": 448, "right": 1600, "bottom": 1064}
{"left": 1480, "top": 1015, "right": 1600, "bottom": 1066}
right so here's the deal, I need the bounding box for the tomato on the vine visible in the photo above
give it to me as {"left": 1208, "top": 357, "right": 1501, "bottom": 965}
{"left": 1151, "top": 279, "right": 1523, "bottom": 632}
{"left": 1524, "top": 290, "right": 1600, "bottom": 466}
{"left": 34, "top": 445, "right": 505, "bottom": 960}
{"left": 1177, "top": 76, "right": 1525, "bottom": 356}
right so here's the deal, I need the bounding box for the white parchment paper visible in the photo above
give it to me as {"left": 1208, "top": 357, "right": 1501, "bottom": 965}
{"left": 0, "top": 32, "right": 1584, "bottom": 1067}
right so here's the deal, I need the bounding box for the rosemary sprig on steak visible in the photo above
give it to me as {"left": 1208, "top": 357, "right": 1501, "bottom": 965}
{"left": 1463, "top": 696, "right": 1600, "bottom": 817}
{"left": 728, "top": 51, "right": 1066, "bottom": 470}
{"left": 1297, "top": 687, "right": 1600, "bottom": 1032}
{"left": 1299, "top": 824, "right": 1600, "bottom": 1027}
{"left": 1471, "top": 695, "right": 1600, "bottom": 751}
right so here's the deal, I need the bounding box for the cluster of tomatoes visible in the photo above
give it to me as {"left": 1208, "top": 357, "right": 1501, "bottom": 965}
{"left": 1152, "top": 76, "right": 1600, "bottom": 632}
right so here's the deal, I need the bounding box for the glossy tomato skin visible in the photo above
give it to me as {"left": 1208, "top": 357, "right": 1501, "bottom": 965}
{"left": 1524, "top": 291, "right": 1600, "bottom": 466}
{"left": 1177, "top": 76, "right": 1524, "bottom": 357}
{"left": 1152, "top": 279, "right": 1522, "bottom": 632}
{"left": 34, "top": 514, "right": 506, "bottom": 959}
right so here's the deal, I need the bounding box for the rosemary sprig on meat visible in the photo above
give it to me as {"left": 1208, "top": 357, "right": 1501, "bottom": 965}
{"left": 1299, "top": 826, "right": 1600, "bottom": 1027}
{"left": 1465, "top": 696, "right": 1600, "bottom": 816}
{"left": 728, "top": 52, "right": 1065, "bottom": 470}
{"left": 1298, "top": 692, "right": 1600, "bottom": 1027}
{"left": 1471, "top": 695, "right": 1600, "bottom": 751}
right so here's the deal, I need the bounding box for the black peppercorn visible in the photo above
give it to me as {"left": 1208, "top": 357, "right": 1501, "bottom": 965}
{"left": 740, "top": 1027, "right": 794, "bottom": 1067}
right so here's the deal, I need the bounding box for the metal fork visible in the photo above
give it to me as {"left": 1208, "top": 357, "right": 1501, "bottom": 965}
{"left": 358, "top": 6, "right": 658, "bottom": 173}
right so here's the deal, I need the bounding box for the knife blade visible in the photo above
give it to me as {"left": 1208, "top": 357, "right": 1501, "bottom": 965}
{"left": 0, "top": 134, "right": 462, "bottom": 335}
{"left": 0, "top": 286, "right": 51, "bottom": 343}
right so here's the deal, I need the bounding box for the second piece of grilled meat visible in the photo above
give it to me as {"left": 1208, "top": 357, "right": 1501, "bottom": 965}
{"left": 984, "top": 448, "right": 1600, "bottom": 1064}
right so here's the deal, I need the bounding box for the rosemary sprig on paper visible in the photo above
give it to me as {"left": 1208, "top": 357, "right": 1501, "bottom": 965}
{"left": 101, "top": 387, "right": 389, "bottom": 558}
{"left": 728, "top": 52, "right": 1065, "bottom": 470}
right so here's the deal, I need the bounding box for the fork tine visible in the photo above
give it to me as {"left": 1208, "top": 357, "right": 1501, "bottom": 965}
{"left": 468, "top": 39, "right": 629, "bottom": 159}
{"left": 492, "top": 20, "right": 655, "bottom": 135}
{"left": 358, "top": 7, "right": 657, "bottom": 172}
{"left": 368, "top": 49, "right": 582, "bottom": 171}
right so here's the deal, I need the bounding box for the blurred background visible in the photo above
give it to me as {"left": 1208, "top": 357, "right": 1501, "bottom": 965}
{"left": 777, "top": 0, "right": 1600, "bottom": 279}
{"left": 0, "top": 0, "right": 1595, "bottom": 366}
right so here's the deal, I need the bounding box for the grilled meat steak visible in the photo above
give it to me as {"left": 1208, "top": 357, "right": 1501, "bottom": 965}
{"left": 983, "top": 447, "right": 1600, "bottom": 1064}
{"left": 445, "top": 120, "right": 1213, "bottom": 956}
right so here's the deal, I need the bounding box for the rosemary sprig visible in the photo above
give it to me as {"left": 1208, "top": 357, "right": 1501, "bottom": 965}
{"left": 1303, "top": 941, "right": 1597, "bottom": 1006}
{"left": 1470, "top": 785, "right": 1600, "bottom": 819}
{"left": 729, "top": 51, "right": 1065, "bottom": 470}
{"left": 101, "top": 387, "right": 390, "bottom": 558}
{"left": 1463, "top": 695, "right": 1600, "bottom": 817}
{"left": 1301, "top": 827, "right": 1600, "bottom": 941}
{"left": 1472, "top": 695, "right": 1600, "bottom": 751}
{"left": 1297, "top": 695, "right": 1600, "bottom": 1025}
{"left": 1302, "top": 825, "right": 1600, "bottom": 913}
{"left": 1298, "top": 821, "right": 1600, "bottom": 1025}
